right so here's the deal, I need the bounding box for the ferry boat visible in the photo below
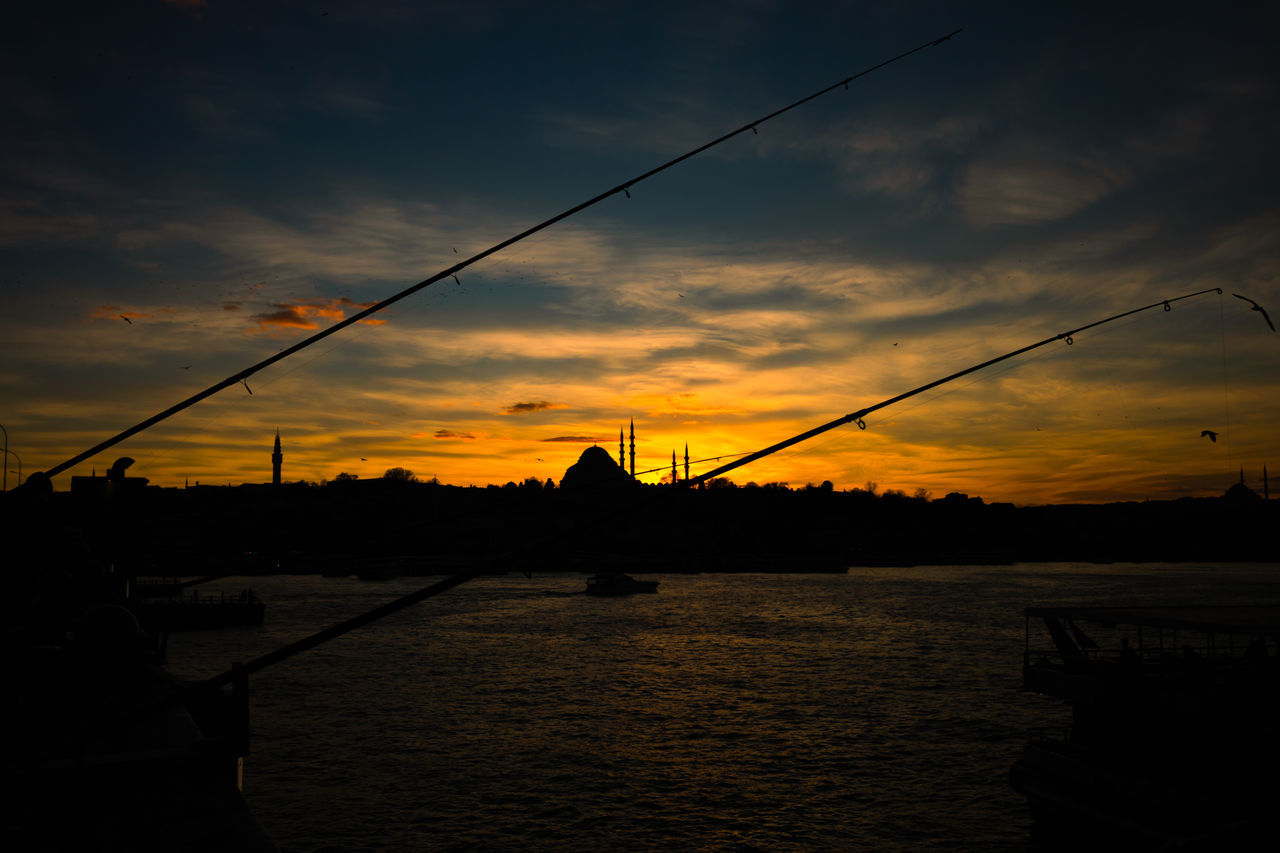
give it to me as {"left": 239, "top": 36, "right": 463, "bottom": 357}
{"left": 584, "top": 573, "right": 659, "bottom": 595}
{"left": 1012, "top": 605, "right": 1280, "bottom": 850}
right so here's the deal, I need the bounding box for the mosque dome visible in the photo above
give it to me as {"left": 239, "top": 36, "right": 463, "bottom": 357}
{"left": 561, "top": 445, "right": 633, "bottom": 491}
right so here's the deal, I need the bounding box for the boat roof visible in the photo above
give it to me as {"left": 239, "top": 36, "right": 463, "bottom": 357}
{"left": 1025, "top": 605, "right": 1280, "bottom": 635}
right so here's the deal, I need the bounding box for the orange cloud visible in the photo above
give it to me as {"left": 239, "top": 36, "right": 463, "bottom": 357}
{"left": 249, "top": 297, "right": 384, "bottom": 332}
{"left": 252, "top": 304, "right": 316, "bottom": 330}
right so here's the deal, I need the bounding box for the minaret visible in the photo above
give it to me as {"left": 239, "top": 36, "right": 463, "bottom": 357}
{"left": 684, "top": 443, "right": 689, "bottom": 481}
{"left": 629, "top": 419, "right": 635, "bottom": 478}
{"left": 272, "top": 429, "right": 283, "bottom": 486}
{"left": 672, "top": 450, "right": 678, "bottom": 483}
{"left": 619, "top": 427, "right": 625, "bottom": 470}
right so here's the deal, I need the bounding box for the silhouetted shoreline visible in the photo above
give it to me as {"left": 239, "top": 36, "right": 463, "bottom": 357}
{"left": 27, "top": 476, "right": 1277, "bottom": 581}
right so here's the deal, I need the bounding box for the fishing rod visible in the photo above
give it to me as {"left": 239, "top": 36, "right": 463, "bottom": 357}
{"left": 683, "top": 287, "right": 1227, "bottom": 488}
{"left": 35, "top": 29, "right": 963, "bottom": 483}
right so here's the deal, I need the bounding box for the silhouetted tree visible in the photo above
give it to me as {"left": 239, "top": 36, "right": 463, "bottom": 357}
{"left": 384, "top": 467, "right": 417, "bottom": 482}
{"left": 333, "top": 472, "right": 358, "bottom": 482}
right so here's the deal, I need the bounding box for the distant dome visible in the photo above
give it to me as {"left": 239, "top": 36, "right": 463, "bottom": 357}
{"left": 561, "top": 445, "right": 633, "bottom": 491}
{"left": 1223, "top": 482, "right": 1262, "bottom": 503}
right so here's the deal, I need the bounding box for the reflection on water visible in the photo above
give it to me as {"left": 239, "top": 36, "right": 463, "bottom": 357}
{"left": 166, "top": 563, "right": 1280, "bottom": 852}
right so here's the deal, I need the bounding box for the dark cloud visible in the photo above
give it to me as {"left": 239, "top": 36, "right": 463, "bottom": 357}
{"left": 541, "top": 435, "right": 605, "bottom": 443}
{"left": 504, "top": 400, "right": 557, "bottom": 414}
{"left": 222, "top": 301, "right": 241, "bottom": 311}
{"left": 434, "top": 429, "right": 475, "bottom": 440}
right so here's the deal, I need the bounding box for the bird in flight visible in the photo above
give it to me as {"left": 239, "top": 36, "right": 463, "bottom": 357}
{"left": 120, "top": 314, "right": 133, "bottom": 324}
{"left": 1201, "top": 430, "right": 1218, "bottom": 442}
{"left": 1233, "top": 294, "right": 1276, "bottom": 332}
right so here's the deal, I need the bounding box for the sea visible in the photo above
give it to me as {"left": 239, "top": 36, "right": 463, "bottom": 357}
{"left": 164, "top": 562, "right": 1280, "bottom": 852}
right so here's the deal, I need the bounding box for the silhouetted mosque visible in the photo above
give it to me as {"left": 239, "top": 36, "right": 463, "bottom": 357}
{"left": 561, "top": 445, "right": 633, "bottom": 490}
{"left": 562, "top": 422, "right": 692, "bottom": 490}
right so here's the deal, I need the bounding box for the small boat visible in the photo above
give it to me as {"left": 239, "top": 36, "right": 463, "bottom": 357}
{"left": 584, "top": 573, "right": 659, "bottom": 595}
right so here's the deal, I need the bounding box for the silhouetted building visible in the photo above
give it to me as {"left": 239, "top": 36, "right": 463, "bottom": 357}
{"left": 561, "top": 445, "right": 634, "bottom": 491}
{"left": 272, "top": 429, "right": 282, "bottom": 486}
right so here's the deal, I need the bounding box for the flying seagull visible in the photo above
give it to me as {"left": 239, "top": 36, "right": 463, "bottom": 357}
{"left": 1233, "top": 293, "right": 1276, "bottom": 332}
{"left": 1201, "top": 430, "right": 1218, "bottom": 442}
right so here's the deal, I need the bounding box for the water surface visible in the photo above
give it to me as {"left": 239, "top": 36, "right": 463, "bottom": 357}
{"left": 166, "top": 563, "right": 1280, "bottom": 851}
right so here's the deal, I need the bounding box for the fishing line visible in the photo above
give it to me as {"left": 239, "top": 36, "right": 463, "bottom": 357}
{"left": 686, "top": 288, "right": 1227, "bottom": 488}
{"left": 745, "top": 300, "right": 1178, "bottom": 476}
{"left": 681, "top": 297, "right": 1213, "bottom": 482}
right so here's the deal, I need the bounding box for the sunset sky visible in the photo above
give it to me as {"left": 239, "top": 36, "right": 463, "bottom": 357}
{"left": 2, "top": 2, "right": 1277, "bottom": 504}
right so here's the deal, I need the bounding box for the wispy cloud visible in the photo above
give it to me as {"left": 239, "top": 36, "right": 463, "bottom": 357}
{"left": 959, "top": 157, "right": 1127, "bottom": 227}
